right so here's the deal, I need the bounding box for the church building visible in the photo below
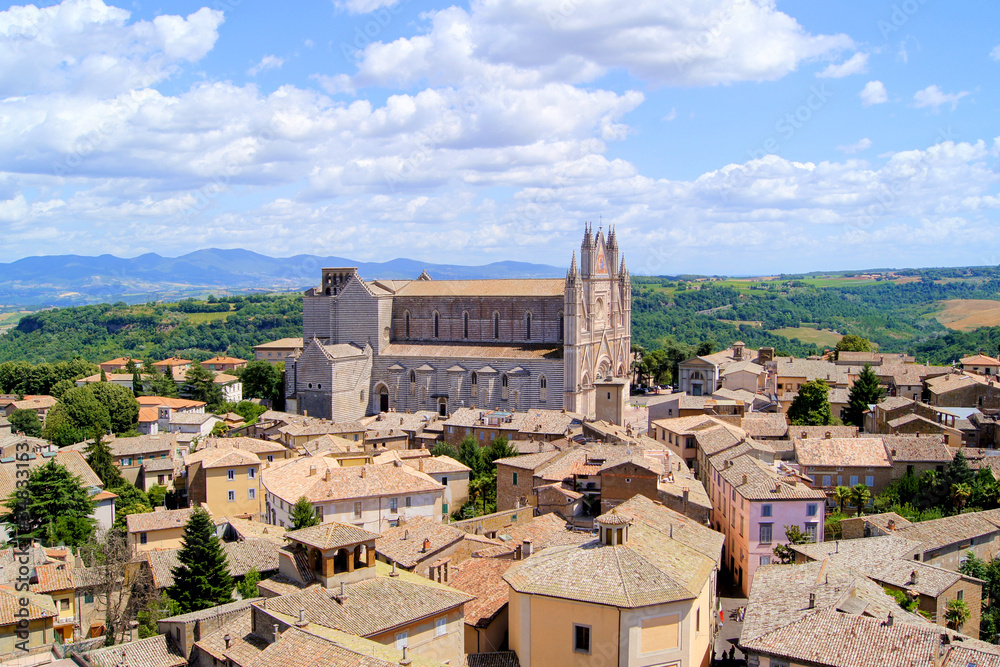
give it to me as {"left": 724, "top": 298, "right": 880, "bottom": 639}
{"left": 285, "top": 224, "right": 631, "bottom": 422}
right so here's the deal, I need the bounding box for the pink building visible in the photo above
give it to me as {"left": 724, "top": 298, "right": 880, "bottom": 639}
{"left": 707, "top": 449, "right": 826, "bottom": 596}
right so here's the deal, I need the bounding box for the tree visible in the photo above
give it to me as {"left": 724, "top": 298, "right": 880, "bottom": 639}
{"left": 168, "top": 508, "right": 234, "bottom": 614}
{"left": 484, "top": 437, "right": 518, "bottom": 465}
{"left": 49, "top": 378, "right": 76, "bottom": 400}
{"left": 181, "top": 363, "right": 223, "bottom": 409}
{"left": 111, "top": 483, "right": 152, "bottom": 531}
{"left": 8, "top": 408, "right": 42, "bottom": 437}
{"left": 86, "top": 436, "right": 125, "bottom": 489}
{"left": 132, "top": 367, "right": 144, "bottom": 397}
{"left": 239, "top": 361, "right": 284, "bottom": 402}
{"left": 844, "top": 364, "right": 886, "bottom": 427}
{"left": 100, "top": 368, "right": 108, "bottom": 382}
{"left": 233, "top": 400, "right": 267, "bottom": 425}
{"left": 788, "top": 379, "right": 832, "bottom": 426}
{"left": 833, "top": 485, "right": 853, "bottom": 514}
{"left": 87, "top": 382, "right": 140, "bottom": 434}
{"left": 850, "top": 483, "right": 871, "bottom": 516}
{"left": 696, "top": 340, "right": 716, "bottom": 357}
{"left": 835, "top": 335, "right": 873, "bottom": 358}
{"left": 430, "top": 442, "right": 459, "bottom": 459}
{"left": 146, "top": 484, "right": 167, "bottom": 507}
{"left": 458, "top": 435, "right": 485, "bottom": 476}
{"left": 45, "top": 385, "right": 110, "bottom": 442}
{"left": 236, "top": 567, "right": 261, "bottom": 599}
{"left": 773, "top": 525, "right": 811, "bottom": 564}
{"left": 945, "top": 598, "right": 971, "bottom": 631}
{"left": 0, "top": 460, "right": 96, "bottom": 547}
{"left": 210, "top": 422, "right": 230, "bottom": 437}
{"left": 951, "top": 483, "right": 972, "bottom": 513}
{"left": 147, "top": 367, "right": 179, "bottom": 398}
{"left": 290, "top": 496, "right": 320, "bottom": 530}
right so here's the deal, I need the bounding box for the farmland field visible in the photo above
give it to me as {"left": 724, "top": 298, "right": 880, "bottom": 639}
{"left": 934, "top": 299, "right": 1000, "bottom": 331}
{"left": 771, "top": 326, "right": 844, "bottom": 347}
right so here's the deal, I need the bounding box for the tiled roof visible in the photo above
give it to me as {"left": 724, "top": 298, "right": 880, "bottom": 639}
{"left": 962, "top": 354, "right": 1000, "bottom": 365}
{"left": 136, "top": 396, "right": 206, "bottom": 409}
{"left": 32, "top": 563, "right": 75, "bottom": 593}
{"left": 258, "top": 576, "right": 474, "bottom": 637}
{"left": 503, "top": 495, "right": 721, "bottom": 608}
{"left": 243, "top": 626, "right": 396, "bottom": 667}
{"left": 395, "top": 278, "right": 565, "bottom": 297}
{"left": 263, "top": 460, "right": 443, "bottom": 504}
{"left": 465, "top": 652, "right": 521, "bottom": 667}
{"left": 286, "top": 522, "right": 379, "bottom": 551}
{"left": 254, "top": 338, "right": 305, "bottom": 349}
{"left": 185, "top": 445, "right": 260, "bottom": 469}
{"left": 141, "top": 457, "right": 178, "bottom": 473}
{"left": 204, "top": 356, "right": 247, "bottom": 364}
{"left": 492, "top": 450, "right": 559, "bottom": 471}
{"left": 382, "top": 342, "right": 562, "bottom": 360}
{"left": 943, "top": 645, "right": 1000, "bottom": 667}
{"left": 0, "top": 586, "right": 56, "bottom": 624}
{"left": 448, "top": 558, "right": 515, "bottom": 627}
{"left": 85, "top": 635, "right": 186, "bottom": 667}
{"left": 169, "top": 412, "right": 217, "bottom": 425}
{"left": 927, "top": 372, "right": 989, "bottom": 395}
{"left": 771, "top": 357, "right": 849, "bottom": 384}
{"left": 495, "top": 513, "right": 591, "bottom": 552}
{"left": 794, "top": 437, "right": 892, "bottom": 468}
{"left": 0, "top": 450, "right": 103, "bottom": 503}
{"left": 153, "top": 357, "right": 192, "bottom": 367}
{"left": 740, "top": 414, "right": 789, "bottom": 438}
{"left": 138, "top": 407, "right": 159, "bottom": 423}
{"left": 878, "top": 396, "right": 918, "bottom": 411}
{"left": 791, "top": 536, "right": 924, "bottom": 574}
{"left": 895, "top": 508, "right": 1000, "bottom": 552}
{"left": 717, "top": 453, "right": 825, "bottom": 501}
{"left": 161, "top": 597, "right": 262, "bottom": 623}
{"left": 788, "top": 425, "right": 860, "bottom": 439}
{"left": 110, "top": 434, "right": 177, "bottom": 456}
{"left": 409, "top": 455, "right": 471, "bottom": 475}
{"left": 193, "top": 609, "right": 268, "bottom": 665}
{"left": 142, "top": 539, "right": 279, "bottom": 589}
{"left": 376, "top": 517, "right": 468, "bottom": 568}
{"left": 883, "top": 435, "right": 953, "bottom": 462}
{"left": 126, "top": 507, "right": 198, "bottom": 533}
{"left": 221, "top": 516, "right": 287, "bottom": 543}
{"left": 10, "top": 395, "right": 57, "bottom": 410}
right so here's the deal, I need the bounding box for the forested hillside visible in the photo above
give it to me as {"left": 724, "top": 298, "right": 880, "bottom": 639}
{"left": 0, "top": 295, "right": 301, "bottom": 364}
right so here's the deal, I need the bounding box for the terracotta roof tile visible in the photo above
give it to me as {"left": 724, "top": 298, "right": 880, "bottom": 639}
{"left": 376, "top": 517, "right": 468, "bottom": 568}
{"left": 286, "top": 522, "right": 379, "bottom": 551}
{"left": 0, "top": 586, "right": 56, "bottom": 624}
{"left": 449, "top": 558, "right": 516, "bottom": 627}
{"left": 794, "top": 437, "right": 892, "bottom": 468}
{"left": 85, "top": 635, "right": 186, "bottom": 667}
{"left": 127, "top": 507, "right": 198, "bottom": 533}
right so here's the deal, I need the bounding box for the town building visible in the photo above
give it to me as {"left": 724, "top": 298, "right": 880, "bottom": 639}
{"left": 126, "top": 507, "right": 201, "bottom": 552}
{"left": 504, "top": 495, "right": 723, "bottom": 667}
{"left": 203, "top": 356, "right": 247, "bottom": 372}
{"left": 793, "top": 436, "right": 894, "bottom": 500}
{"left": 253, "top": 337, "right": 304, "bottom": 364}
{"left": 286, "top": 225, "right": 632, "bottom": 423}
{"left": 0, "top": 587, "right": 57, "bottom": 661}
{"left": 185, "top": 445, "right": 263, "bottom": 520}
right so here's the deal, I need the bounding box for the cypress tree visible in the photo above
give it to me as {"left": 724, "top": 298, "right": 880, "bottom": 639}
{"left": 290, "top": 496, "right": 320, "bottom": 530}
{"left": 86, "top": 435, "right": 125, "bottom": 489}
{"left": 844, "top": 363, "right": 886, "bottom": 427}
{"left": 168, "top": 508, "right": 234, "bottom": 613}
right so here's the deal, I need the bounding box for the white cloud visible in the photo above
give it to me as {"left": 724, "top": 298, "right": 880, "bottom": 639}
{"left": 860, "top": 80, "right": 887, "bottom": 106}
{"left": 836, "top": 138, "right": 872, "bottom": 154}
{"left": 662, "top": 108, "right": 677, "bottom": 122}
{"left": 333, "top": 0, "right": 401, "bottom": 14}
{"left": 990, "top": 45, "right": 1000, "bottom": 61}
{"left": 817, "top": 52, "right": 868, "bottom": 78}
{"left": 349, "top": 0, "right": 853, "bottom": 89}
{"left": 912, "top": 84, "right": 969, "bottom": 111}
{"left": 0, "top": 0, "right": 223, "bottom": 96}
{"left": 247, "top": 55, "right": 284, "bottom": 76}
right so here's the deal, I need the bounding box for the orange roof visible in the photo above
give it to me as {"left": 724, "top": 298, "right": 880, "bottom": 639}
{"left": 100, "top": 357, "right": 141, "bottom": 366}
{"left": 138, "top": 407, "right": 159, "bottom": 423}
{"left": 93, "top": 490, "right": 119, "bottom": 501}
{"left": 203, "top": 356, "right": 246, "bottom": 364}
{"left": 152, "top": 357, "right": 192, "bottom": 367}
{"left": 137, "top": 396, "right": 206, "bottom": 409}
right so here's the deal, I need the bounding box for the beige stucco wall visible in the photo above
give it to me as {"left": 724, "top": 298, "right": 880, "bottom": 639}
{"left": 199, "top": 464, "right": 263, "bottom": 519}
{"left": 0, "top": 618, "right": 54, "bottom": 658}
{"left": 369, "top": 607, "right": 465, "bottom": 666}
{"left": 130, "top": 526, "right": 185, "bottom": 552}
{"left": 465, "top": 605, "right": 509, "bottom": 654}
{"left": 509, "top": 590, "right": 620, "bottom": 667}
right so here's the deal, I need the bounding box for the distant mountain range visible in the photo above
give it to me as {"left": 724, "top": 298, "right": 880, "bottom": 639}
{"left": 0, "top": 249, "right": 566, "bottom": 307}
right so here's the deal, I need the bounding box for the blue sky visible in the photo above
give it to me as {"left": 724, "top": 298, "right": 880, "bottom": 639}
{"left": 0, "top": 0, "right": 998, "bottom": 276}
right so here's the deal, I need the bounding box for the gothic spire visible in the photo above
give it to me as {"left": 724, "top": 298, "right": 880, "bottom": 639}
{"left": 567, "top": 251, "right": 578, "bottom": 280}
{"left": 608, "top": 225, "right": 617, "bottom": 250}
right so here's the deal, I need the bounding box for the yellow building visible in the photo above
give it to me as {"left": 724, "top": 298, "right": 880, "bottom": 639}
{"left": 0, "top": 587, "right": 57, "bottom": 660}
{"left": 185, "top": 446, "right": 263, "bottom": 520}
{"left": 504, "top": 495, "right": 724, "bottom": 667}
{"left": 127, "top": 507, "right": 200, "bottom": 552}
{"left": 31, "top": 563, "right": 77, "bottom": 642}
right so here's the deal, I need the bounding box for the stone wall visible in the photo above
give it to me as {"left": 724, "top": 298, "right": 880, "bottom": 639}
{"left": 392, "top": 295, "right": 564, "bottom": 345}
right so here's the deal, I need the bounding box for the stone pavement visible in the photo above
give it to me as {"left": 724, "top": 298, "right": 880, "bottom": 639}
{"left": 715, "top": 595, "right": 748, "bottom": 661}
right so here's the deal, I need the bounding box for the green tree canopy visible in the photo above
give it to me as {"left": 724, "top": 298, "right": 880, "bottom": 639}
{"left": 87, "top": 382, "right": 140, "bottom": 434}
{"left": 0, "top": 460, "right": 96, "bottom": 547}
{"left": 239, "top": 361, "right": 284, "bottom": 402}
{"left": 8, "top": 408, "right": 42, "bottom": 437}
{"left": 458, "top": 435, "right": 485, "bottom": 476}
{"left": 835, "top": 335, "right": 873, "bottom": 357}
{"left": 146, "top": 366, "right": 179, "bottom": 398}
{"left": 843, "top": 364, "right": 886, "bottom": 427}
{"left": 181, "top": 363, "right": 223, "bottom": 409}
{"left": 49, "top": 378, "right": 77, "bottom": 400}
{"left": 788, "top": 379, "right": 833, "bottom": 426}
{"left": 86, "top": 437, "right": 125, "bottom": 489}
{"left": 168, "top": 508, "right": 234, "bottom": 613}
{"left": 290, "top": 496, "right": 320, "bottom": 530}
{"left": 773, "top": 525, "right": 811, "bottom": 564}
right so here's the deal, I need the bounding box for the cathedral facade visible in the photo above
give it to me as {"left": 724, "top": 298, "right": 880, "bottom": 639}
{"left": 285, "top": 225, "right": 631, "bottom": 422}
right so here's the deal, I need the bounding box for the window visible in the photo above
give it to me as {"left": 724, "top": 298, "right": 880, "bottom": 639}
{"left": 140, "top": 532, "right": 147, "bottom": 545}
{"left": 227, "top": 469, "right": 235, "bottom": 481}
{"left": 501, "top": 374, "right": 509, "bottom": 400}
{"left": 513, "top": 472, "right": 519, "bottom": 485}
{"left": 463, "top": 312, "right": 469, "bottom": 339}
{"left": 573, "top": 624, "right": 591, "bottom": 654}
{"left": 759, "top": 523, "right": 773, "bottom": 544}
{"left": 804, "top": 523, "right": 818, "bottom": 542}
{"left": 435, "top": 617, "right": 447, "bottom": 637}
{"left": 442, "top": 503, "right": 448, "bottom": 515}
{"left": 395, "top": 632, "right": 408, "bottom": 650}
{"left": 685, "top": 437, "right": 695, "bottom": 449}
{"left": 493, "top": 312, "right": 500, "bottom": 339}
{"left": 957, "top": 590, "right": 964, "bottom": 601}
{"left": 849, "top": 475, "right": 859, "bottom": 486}
{"left": 865, "top": 475, "right": 874, "bottom": 488}
{"left": 761, "top": 504, "right": 772, "bottom": 517}
{"left": 405, "top": 497, "right": 412, "bottom": 508}
{"left": 228, "top": 490, "right": 236, "bottom": 502}
{"left": 558, "top": 311, "right": 564, "bottom": 341}
{"left": 404, "top": 312, "right": 410, "bottom": 338}
{"left": 248, "top": 488, "right": 256, "bottom": 500}
{"left": 410, "top": 370, "right": 416, "bottom": 395}
{"left": 539, "top": 375, "right": 547, "bottom": 402}
{"left": 157, "top": 474, "right": 165, "bottom": 485}
{"left": 525, "top": 312, "right": 532, "bottom": 340}
{"left": 760, "top": 555, "right": 771, "bottom": 566}
{"left": 84, "top": 591, "right": 94, "bottom": 604}
{"left": 248, "top": 468, "right": 256, "bottom": 479}
{"left": 822, "top": 475, "right": 832, "bottom": 487}
{"left": 433, "top": 312, "right": 440, "bottom": 338}
{"left": 267, "top": 455, "right": 274, "bottom": 463}
{"left": 390, "top": 498, "right": 398, "bottom": 513}
{"left": 354, "top": 502, "right": 362, "bottom": 519}
{"left": 806, "top": 503, "right": 818, "bottom": 517}
{"left": 441, "top": 476, "right": 448, "bottom": 486}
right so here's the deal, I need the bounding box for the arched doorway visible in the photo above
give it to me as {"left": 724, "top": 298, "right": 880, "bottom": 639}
{"left": 437, "top": 397, "right": 448, "bottom": 417}
{"left": 377, "top": 385, "right": 389, "bottom": 413}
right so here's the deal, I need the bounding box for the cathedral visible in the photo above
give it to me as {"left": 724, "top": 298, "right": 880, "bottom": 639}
{"left": 285, "top": 224, "right": 631, "bottom": 422}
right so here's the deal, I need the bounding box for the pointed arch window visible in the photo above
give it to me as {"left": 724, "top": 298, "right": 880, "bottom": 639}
{"left": 539, "top": 375, "right": 548, "bottom": 402}
{"left": 471, "top": 371, "right": 478, "bottom": 390}
{"left": 558, "top": 311, "right": 564, "bottom": 342}
{"left": 404, "top": 311, "right": 411, "bottom": 339}
{"left": 493, "top": 312, "right": 500, "bottom": 340}
{"left": 525, "top": 312, "right": 532, "bottom": 340}
{"left": 501, "top": 373, "right": 509, "bottom": 400}
{"left": 433, "top": 311, "right": 440, "bottom": 339}
{"left": 463, "top": 312, "right": 469, "bottom": 339}
{"left": 409, "top": 370, "right": 416, "bottom": 395}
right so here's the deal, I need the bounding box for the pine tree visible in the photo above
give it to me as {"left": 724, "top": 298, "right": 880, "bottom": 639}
{"left": 86, "top": 436, "right": 125, "bottom": 489}
{"left": 132, "top": 368, "right": 144, "bottom": 397}
{"left": 290, "top": 496, "right": 320, "bottom": 530}
{"left": 168, "top": 508, "right": 234, "bottom": 613}
{"left": 100, "top": 368, "right": 108, "bottom": 382}
{"left": 788, "top": 379, "right": 833, "bottom": 426}
{"left": 844, "top": 364, "right": 885, "bottom": 427}
{"left": 0, "top": 460, "right": 96, "bottom": 547}
{"left": 182, "top": 363, "right": 224, "bottom": 409}
{"left": 148, "top": 367, "right": 179, "bottom": 398}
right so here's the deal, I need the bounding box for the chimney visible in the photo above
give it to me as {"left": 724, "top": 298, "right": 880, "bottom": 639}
{"left": 361, "top": 467, "right": 367, "bottom": 479}
{"left": 888, "top": 519, "right": 896, "bottom": 530}
{"left": 403, "top": 529, "right": 409, "bottom": 540}
{"left": 910, "top": 570, "right": 919, "bottom": 586}
{"left": 323, "top": 468, "right": 330, "bottom": 481}
{"left": 390, "top": 561, "right": 399, "bottom": 577}
{"left": 742, "top": 474, "right": 748, "bottom": 485}
{"left": 224, "top": 634, "right": 231, "bottom": 649}
{"left": 682, "top": 487, "right": 690, "bottom": 510}
{"left": 824, "top": 431, "right": 831, "bottom": 439}
{"left": 336, "top": 581, "right": 347, "bottom": 601}
{"left": 522, "top": 539, "right": 533, "bottom": 559}
{"left": 886, "top": 612, "right": 894, "bottom": 627}
{"left": 296, "top": 609, "right": 308, "bottom": 628}
{"left": 808, "top": 593, "right": 815, "bottom": 609}
{"left": 309, "top": 465, "right": 317, "bottom": 477}
{"left": 400, "top": 646, "right": 412, "bottom": 666}
{"left": 422, "top": 537, "right": 431, "bottom": 553}
{"left": 418, "top": 459, "right": 424, "bottom": 472}
{"left": 272, "top": 623, "right": 280, "bottom": 642}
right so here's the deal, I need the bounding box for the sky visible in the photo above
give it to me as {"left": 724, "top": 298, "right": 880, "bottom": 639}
{"left": 0, "top": 0, "right": 998, "bottom": 276}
